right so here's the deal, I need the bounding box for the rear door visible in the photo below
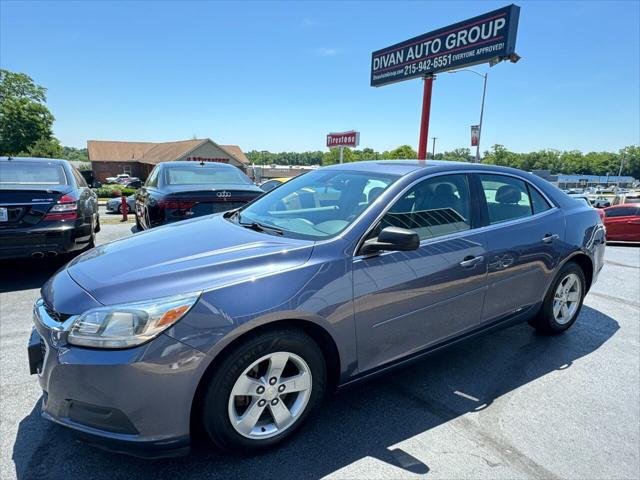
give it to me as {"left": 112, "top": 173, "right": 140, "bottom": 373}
{"left": 476, "top": 173, "right": 565, "bottom": 322}
{"left": 353, "top": 173, "right": 489, "bottom": 373}
{"left": 605, "top": 206, "right": 640, "bottom": 240}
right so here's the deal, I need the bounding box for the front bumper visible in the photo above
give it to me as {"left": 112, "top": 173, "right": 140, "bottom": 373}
{"left": 29, "top": 299, "right": 208, "bottom": 458}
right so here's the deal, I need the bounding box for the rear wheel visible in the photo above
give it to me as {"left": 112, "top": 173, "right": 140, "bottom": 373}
{"left": 201, "top": 329, "right": 326, "bottom": 451}
{"left": 528, "top": 262, "right": 586, "bottom": 334}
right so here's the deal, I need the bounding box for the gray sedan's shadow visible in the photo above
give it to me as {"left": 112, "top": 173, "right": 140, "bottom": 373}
{"left": 13, "top": 306, "right": 618, "bottom": 479}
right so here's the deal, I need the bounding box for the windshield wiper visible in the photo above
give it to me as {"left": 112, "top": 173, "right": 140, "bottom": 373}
{"left": 240, "top": 221, "right": 284, "bottom": 236}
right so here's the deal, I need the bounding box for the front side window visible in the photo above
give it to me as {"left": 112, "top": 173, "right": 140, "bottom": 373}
{"left": 373, "top": 174, "right": 472, "bottom": 241}
{"left": 480, "top": 174, "right": 539, "bottom": 224}
{"left": 235, "top": 170, "right": 398, "bottom": 239}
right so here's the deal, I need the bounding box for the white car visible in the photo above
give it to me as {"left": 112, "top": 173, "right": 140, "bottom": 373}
{"left": 105, "top": 173, "right": 132, "bottom": 184}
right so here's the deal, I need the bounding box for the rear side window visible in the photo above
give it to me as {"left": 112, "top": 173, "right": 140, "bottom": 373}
{"left": 480, "top": 174, "right": 539, "bottom": 224}
{"left": 378, "top": 174, "right": 471, "bottom": 241}
{"left": 529, "top": 185, "right": 551, "bottom": 214}
{"left": 0, "top": 161, "right": 67, "bottom": 186}
{"left": 72, "top": 169, "right": 87, "bottom": 187}
{"left": 146, "top": 167, "right": 160, "bottom": 187}
{"left": 605, "top": 207, "right": 638, "bottom": 217}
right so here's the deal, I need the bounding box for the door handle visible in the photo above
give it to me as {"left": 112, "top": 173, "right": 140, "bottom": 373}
{"left": 460, "top": 255, "right": 484, "bottom": 268}
{"left": 542, "top": 233, "right": 559, "bottom": 243}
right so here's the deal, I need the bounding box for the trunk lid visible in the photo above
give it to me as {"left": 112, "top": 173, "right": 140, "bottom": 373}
{"left": 161, "top": 185, "right": 263, "bottom": 220}
{"left": 0, "top": 187, "right": 70, "bottom": 229}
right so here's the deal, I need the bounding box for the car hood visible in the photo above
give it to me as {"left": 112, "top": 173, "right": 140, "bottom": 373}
{"left": 66, "top": 215, "right": 314, "bottom": 306}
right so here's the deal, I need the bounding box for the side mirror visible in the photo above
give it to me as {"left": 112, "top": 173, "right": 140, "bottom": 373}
{"left": 360, "top": 227, "right": 420, "bottom": 255}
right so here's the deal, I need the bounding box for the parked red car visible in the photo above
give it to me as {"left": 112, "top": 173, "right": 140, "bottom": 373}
{"left": 603, "top": 204, "right": 640, "bottom": 242}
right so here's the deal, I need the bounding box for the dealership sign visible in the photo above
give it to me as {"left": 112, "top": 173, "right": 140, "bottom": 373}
{"left": 327, "top": 131, "right": 360, "bottom": 148}
{"left": 370, "top": 4, "right": 520, "bottom": 87}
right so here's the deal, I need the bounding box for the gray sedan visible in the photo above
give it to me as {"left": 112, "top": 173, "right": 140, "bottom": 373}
{"left": 28, "top": 160, "right": 605, "bottom": 457}
{"left": 105, "top": 194, "right": 135, "bottom": 214}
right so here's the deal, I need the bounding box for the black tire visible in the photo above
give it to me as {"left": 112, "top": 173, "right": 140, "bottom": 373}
{"left": 201, "top": 328, "right": 326, "bottom": 452}
{"left": 94, "top": 214, "right": 101, "bottom": 233}
{"left": 528, "top": 261, "right": 586, "bottom": 335}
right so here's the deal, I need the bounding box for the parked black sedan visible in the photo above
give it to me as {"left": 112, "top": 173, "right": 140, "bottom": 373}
{"left": 135, "top": 161, "right": 263, "bottom": 230}
{"left": 0, "top": 157, "right": 99, "bottom": 260}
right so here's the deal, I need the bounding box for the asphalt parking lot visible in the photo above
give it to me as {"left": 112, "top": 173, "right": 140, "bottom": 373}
{"left": 1, "top": 223, "right": 638, "bottom": 480}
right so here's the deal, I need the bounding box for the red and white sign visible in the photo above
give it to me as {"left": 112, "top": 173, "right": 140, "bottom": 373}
{"left": 186, "top": 157, "right": 229, "bottom": 163}
{"left": 326, "top": 131, "right": 360, "bottom": 148}
{"left": 470, "top": 125, "right": 480, "bottom": 147}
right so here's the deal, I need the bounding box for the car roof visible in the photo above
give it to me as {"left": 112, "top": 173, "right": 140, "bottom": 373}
{"left": 0, "top": 156, "right": 70, "bottom": 165}
{"left": 606, "top": 203, "right": 639, "bottom": 209}
{"left": 158, "top": 161, "right": 238, "bottom": 169}
{"left": 323, "top": 159, "right": 532, "bottom": 177}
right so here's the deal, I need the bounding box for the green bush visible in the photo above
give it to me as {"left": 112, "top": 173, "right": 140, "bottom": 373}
{"left": 93, "top": 185, "right": 137, "bottom": 198}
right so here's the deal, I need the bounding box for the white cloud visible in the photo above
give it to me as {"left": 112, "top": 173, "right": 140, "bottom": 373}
{"left": 314, "top": 47, "right": 340, "bottom": 57}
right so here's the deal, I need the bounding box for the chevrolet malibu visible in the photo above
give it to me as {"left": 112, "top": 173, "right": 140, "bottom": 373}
{"left": 29, "top": 161, "right": 605, "bottom": 457}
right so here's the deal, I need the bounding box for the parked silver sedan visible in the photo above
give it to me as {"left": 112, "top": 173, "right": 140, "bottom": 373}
{"left": 105, "top": 194, "right": 135, "bottom": 214}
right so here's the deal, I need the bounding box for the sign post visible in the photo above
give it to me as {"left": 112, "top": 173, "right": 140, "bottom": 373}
{"left": 371, "top": 4, "right": 520, "bottom": 160}
{"left": 417, "top": 76, "right": 434, "bottom": 160}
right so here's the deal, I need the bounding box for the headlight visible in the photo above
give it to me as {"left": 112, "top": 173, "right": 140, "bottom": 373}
{"left": 68, "top": 292, "right": 201, "bottom": 348}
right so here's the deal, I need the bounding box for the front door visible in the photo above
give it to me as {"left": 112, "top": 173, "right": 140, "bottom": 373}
{"left": 353, "top": 173, "right": 489, "bottom": 373}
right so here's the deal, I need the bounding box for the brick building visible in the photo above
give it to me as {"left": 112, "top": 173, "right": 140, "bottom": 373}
{"left": 88, "top": 138, "right": 249, "bottom": 182}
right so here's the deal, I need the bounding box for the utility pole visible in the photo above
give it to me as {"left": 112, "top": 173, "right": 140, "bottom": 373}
{"left": 476, "top": 72, "right": 488, "bottom": 163}
{"left": 431, "top": 137, "right": 437, "bottom": 159}
{"left": 617, "top": 151, "right": 625, "bottom": 190}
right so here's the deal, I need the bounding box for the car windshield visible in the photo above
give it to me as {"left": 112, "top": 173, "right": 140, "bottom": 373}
{"left": 0, "top": 161, "right": 67, "bottom": 186}
{"left": 233, "top": 169, "right": 398, "bottom": 239}
{"left": 164, "top": 166, "right": 252, "bottom": 185}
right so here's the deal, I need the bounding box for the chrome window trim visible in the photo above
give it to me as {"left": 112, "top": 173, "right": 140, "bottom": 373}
{"left": 0, "top": 202, "right": 53, "bottom": 206}
{"left": 352, "top": 169, "right": 559, "bottom": 258}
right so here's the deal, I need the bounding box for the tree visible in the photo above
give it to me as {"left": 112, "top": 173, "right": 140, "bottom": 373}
{"left": 61, "top": 146, "right": 89, "bottom": 162}
{"left": 0, "top": 69, "right": 55, "bottom": 155}
{"left": 384, "top": 145, "right": 417, "bottom": 159}
{"left": 440, "top": 148, "right": 472, "bottom": 162}
{"left": 23, "top": 137, "right": 63, "bottom": 158}
{"left": 323, "top": 147, "right": 354, "bottom": 165}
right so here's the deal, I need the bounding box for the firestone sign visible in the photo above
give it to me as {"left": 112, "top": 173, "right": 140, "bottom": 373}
{"left": 371, "top": 4, "right": 520, "bottom": 87}
{"left": 326, "top": 131, "right": 360, "bottom": 148}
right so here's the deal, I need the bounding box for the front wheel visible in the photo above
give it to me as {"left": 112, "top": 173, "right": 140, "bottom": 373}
{"left": 201, "top": 329, "right": 326, "bottom": 451}
{"left": 528, "top": 262, "right": 586, "bottom": 334}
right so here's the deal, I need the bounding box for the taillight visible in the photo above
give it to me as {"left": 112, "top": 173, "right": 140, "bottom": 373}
{"left": 44, "top": 194, "right": 78, "bottom": 221}
{"left": 158, "top": 200, "right": 196, "bottom": 210}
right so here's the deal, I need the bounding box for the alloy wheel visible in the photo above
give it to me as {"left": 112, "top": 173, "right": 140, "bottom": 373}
{"left": 227, "top": 351, "right": 312, "bottom": 440}
{"left": 553, "top": 272, "right": 581, "bottom": 325}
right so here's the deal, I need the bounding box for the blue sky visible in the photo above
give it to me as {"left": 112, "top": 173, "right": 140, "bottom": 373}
{"left": 1, "top": 1, "right": 639, "bottom": 154}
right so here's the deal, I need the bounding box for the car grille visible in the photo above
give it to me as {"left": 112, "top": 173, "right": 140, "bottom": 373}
{"left": 40, "top": 338, "right": 47, "bottom": 359}
{"left": 43, "top": 301, "right": 71, "bottom": 323}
